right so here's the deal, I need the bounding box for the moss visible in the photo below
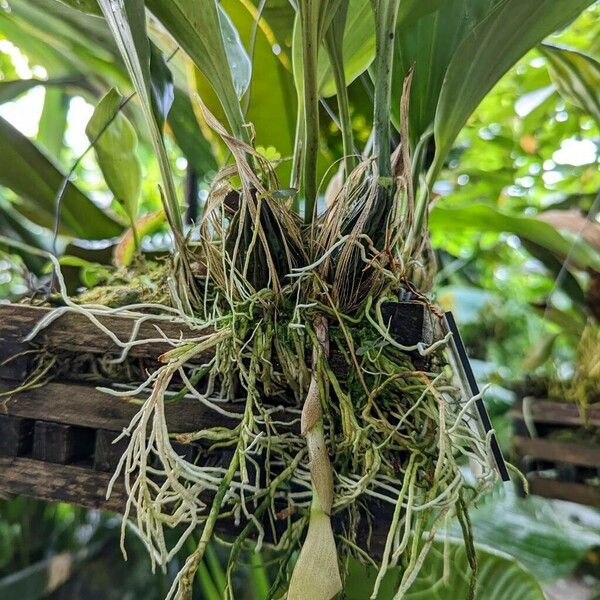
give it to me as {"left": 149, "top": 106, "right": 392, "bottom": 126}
{"left": 75, "top": 259, "right": 171, "bottom": 307}
{"left": 564, "top": 321, "right": 600, "bottom": 421}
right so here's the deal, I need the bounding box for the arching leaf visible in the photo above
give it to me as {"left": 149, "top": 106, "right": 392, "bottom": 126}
{"left": 540, "top": 43, "right": 600, "bottom": 124}
{"left": 0, "top": 116, "right": 122, "bottom": 239}
{"left": 344, "top": 540, "right": 545, "bottom": 600}
{"left": 86, "top": 88, "right": 141, "bottom": 219}
{"left": 391, "top": 0, "right": 499, "bottom": 147}
{"left": 429, "top": 203, "right": 600, "bottom": 272}
{"left": 431, "top": 0, "right": 595, "bottom": 179}
{"left": 98, "top": 0, "right": 182, "bottom": 232}
{"left": 145, "top": 0, "right": 249, "bottom": 140}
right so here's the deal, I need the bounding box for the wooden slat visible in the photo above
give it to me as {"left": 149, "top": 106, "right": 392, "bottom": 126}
{"left": 511, "top": 399, "right": 600, "bottom": 427}
{"left": 93, "top": 429, "right": 129, "bottom": 472}
{"left": 528, "top": 476, "right": 600, "bottom": 508}
{"left": 0, "top": 457, "right": 126, "bottom": 512}
{"left": 514, "top": 436, "right": 600, "bottom": 468}
{"left": 32, "top": 422, "right": 95, "bottom": 464}
{"left": 0, "top": 415, "right": 33, "bottom": 457}
{"left": 0, "top": 303, "right": 207, "bottom": 361}
{"left": 0, "top": 380, "right": 243, "bottom": 433}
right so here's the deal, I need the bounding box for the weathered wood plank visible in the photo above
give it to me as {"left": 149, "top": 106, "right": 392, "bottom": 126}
{"left": 0, "top": 415, "right": 34, "bottom": 457}
{"left": 0, "top": 303, "right": 206, "bottom": 362}
{"left": 0, "top": 380, "right": 243, "bottom": 433}
{"left": 0, "top": 458, "right": 389, "bottom": 554}
{"left": 514, "top": 436, "right": 600, "bottom": 468}
{"left": 0, "top": 457, "right": 126, "bottom": 511}
{"left": 33, "top": 422, "right": 95, "bottom": 464}
{"left": 527, "top": 476, "right": 600, "bottom": 508}
{"left": 511, "top": 399, "right": 600, "bottom": 427}
{"left": 93, "top": 429, "right": 129, "bottom": 472}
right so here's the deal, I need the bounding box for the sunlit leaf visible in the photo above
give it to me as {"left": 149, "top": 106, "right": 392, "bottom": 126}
{"left": 345, "top": 539, "right": 545, "bottom": 599}
{"left": 98, "top": 0, "right": 183, "bottom": 232}
{"left": 0, "top": 115, "right": 122, "bottom": 239}
{"left": 37, "top": 88, "right": 69, "bottom": 158}
{"left": 540, "top": 43, "right": 600, "bottom": 124}
{"left": 432, "top": 0, "right": 595, "bottom": 178}
{"left": 318, "top": 0, "right": 375, "bottom": 97}
{"left": 429, "top": 203, "right": 600, "bottom": 271}
{"left": 86, "top": 88, "right": 141, "bottom": 219}
{"left": 145, "top": 0, "right": 249, "bottom": 140}
{"left": 0, "top": 77, "right": 82, "bottom": 105}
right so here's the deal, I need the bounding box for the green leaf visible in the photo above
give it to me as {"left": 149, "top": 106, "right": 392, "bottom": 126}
{"left": 37, "top": 88, "right": 69, "bottom": 157}
{"left": 86, "top": 88, "right": 141, "bottom": 219}
{"left": 345, "top": 540, "right": 545, "bottom": 599}
{"left": 429, "top": 203, "right": 600, "bottom": 272}
{"left": 250, "top": 552, "right": 271, "bottom": 600}
{"left": 145, "top": 0, "right": 249, "bottom": 140}
{"left": 318, "top": 0, "right": 375, "bottom": 97}
{"left": 521, "top": 240, "right": 586, "bottom": 306}
{"left": 432, "top": 0, "right": 595, "bottom": 178}
{"left": 98, "top": 0, "right": 183, "bottom": 233}
{"left": 1, "top": 0, "right": 128, "bottom": 87}
{"left": 391, "top": 0, "right": 497, "bottom": 147}
{"left": 148, "top": 44, "right": 175, "bottom": 128}
{"left": 0, "top": 115, "right": 122, "bottom": 239}
{"left": 452, "top": 486, "right": 600, "bottom": 582}
{"left": 540, "top": 43, "right": 600, "bottom": 124}
{"left": 0, "top": 77, "right": 82, "bottom": 104}
{"left": 221, "top": 0, "right": 296, "bottom": 181}
{"left": 57, "top": 0, "right": 102, "bottom": 16}
{"left": 168, "top": 91, "right": 217, "bottom": 176}
{"left": 0, "top": 201, "right": 49, "bottom": 272}
{"left": 57, "top": 255, "right": 112, "bottom": 287}
{"left": 522, "top": 332, "right": 559, "bottom": 370}
{"left": 396, "top": 0, "right": 444, "bottom": 29}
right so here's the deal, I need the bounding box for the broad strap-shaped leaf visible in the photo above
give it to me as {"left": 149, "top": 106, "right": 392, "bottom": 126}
{"left": 86, "top": 88, "right": 141, "bottom": 218}
{"left": 396, "top": 0, "right": 444, "bottom": 29}
{"left": 37, "top": 88, "right": 69, "bottom": 157}
{"left": 3, "top": 0, "right": 127, "bottom": 84}
{"left": 0, "top": 115, "right": 122, "bottom": 239}
{"left": 431, "top": 0, "right": 595, "bottom": 179}
{"left": 429, "top": 203, "right": 600, "bottom": 272}
{"left": 344, "top": 540, "right": 545, "bottom": 600}
{"left": 451, "top": 486, "right": 600, "bottom": 582}
{"left": 540, "top": 43, "right": 600, "bottom": 124}
{"left": 145, "top": 0, "right": 249, "bottom": 140}
{"left": 0, "top": 77, "right": 83, "bottom": 104}
{"left": 218, "top": 0, "right": 296, "bottom": 182}
{"left": 0, "top": 200, "right": 49, "bottom": 272}
{"left": 318, "top": 0, "right": 375, "bottom": 98}
{"left": 57, "top": 0, "right": 102, "bottom": 16}
{"left": 98, "top": 0, "right": 182, "bottom": 233}
{"left": 391, "top": 0, "right": 498, "bottom": 147}
{"left": 168, "top": 91, "right": 217, "bottom": 176}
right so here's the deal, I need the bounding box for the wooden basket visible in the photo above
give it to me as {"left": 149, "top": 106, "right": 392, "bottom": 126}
{"left": 0, "top": 303, "right": 237, "bottom": 511}
{"left": 0, "top": 301, "right": 435, "bottom": 532}
{"left": 512, "top": 398, "right": 600, "bottom": 507}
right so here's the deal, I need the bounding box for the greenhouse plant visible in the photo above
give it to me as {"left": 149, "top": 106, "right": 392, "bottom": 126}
{"left": 0, "top": 1, "right": 599, "bottom": 599}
